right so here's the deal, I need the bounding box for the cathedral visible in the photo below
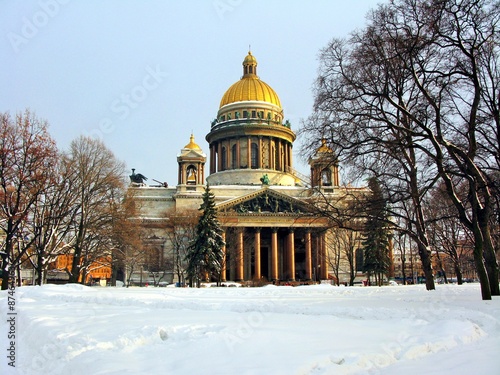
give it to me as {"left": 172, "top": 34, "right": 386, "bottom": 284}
{"left": 129, "top": 52, "right": 367, "bottom": 285}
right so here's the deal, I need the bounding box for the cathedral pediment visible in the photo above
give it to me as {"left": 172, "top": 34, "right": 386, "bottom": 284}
{"left": 177, "top": 149, "right": 206, "bottom": 159}
{"left": 216, "top": 188, "right": 314, "bottom": 215}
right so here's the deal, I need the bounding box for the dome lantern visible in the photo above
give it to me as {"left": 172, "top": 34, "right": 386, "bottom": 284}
{"left": 243, "top": 51, "right": 257, "bottom": 77}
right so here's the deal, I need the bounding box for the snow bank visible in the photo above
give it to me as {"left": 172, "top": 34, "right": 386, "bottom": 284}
{"left": 1, "top": 284, "right": 499, "bottom": 374}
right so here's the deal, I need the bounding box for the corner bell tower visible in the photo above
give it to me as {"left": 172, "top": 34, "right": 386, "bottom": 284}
{"left": 309, "top": 138, "right": 339, "bottom": 189}
{"left": 177, "top": 134, "right": 206, "bottom": 192}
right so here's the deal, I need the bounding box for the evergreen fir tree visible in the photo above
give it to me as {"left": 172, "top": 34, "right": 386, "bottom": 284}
{"left": 362, "top": 177, "right": 391, "bottom": 286}
{"left": 185, "top": 185, "right": 225, "bottom": 287}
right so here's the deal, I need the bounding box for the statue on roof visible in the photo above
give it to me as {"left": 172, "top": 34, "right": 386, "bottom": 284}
{"left": 129, "top": 168, "right": 148, "bottom": 184}
{"left": 260, "top": 174, "right": 270, "bottom": 185}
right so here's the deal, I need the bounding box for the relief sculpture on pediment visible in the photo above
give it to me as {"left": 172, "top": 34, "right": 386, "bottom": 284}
{"left": 234, "top": 193, "right": 301, "bottom": 214}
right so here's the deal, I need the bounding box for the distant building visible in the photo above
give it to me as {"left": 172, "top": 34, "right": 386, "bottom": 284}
{"left": 47, "top": 254, "right": 112, "bottom": 285}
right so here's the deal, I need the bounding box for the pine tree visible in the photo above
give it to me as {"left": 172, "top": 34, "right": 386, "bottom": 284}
{"left": 362, "top": 177, "right": 391, "bottom": 286}
{"left": 185, "top": 185, "right": 225, "bottom": 287}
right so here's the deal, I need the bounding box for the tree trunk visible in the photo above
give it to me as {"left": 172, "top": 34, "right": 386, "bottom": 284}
{"left": 435, "top": 249, "right": 447, "bottom": 284}
{"left": 472, "top": 220, "right": 492, "bottom": 300}
{"left": 349, "top": 261, "right": 355, "bottom": 286}
{"left": 16, "top": 265, "right": 22, "bottom": 287}
{"left": 454, "top": 262, "right": 462, "bottom": 285}
{"left": 418, "top": 243, "right": 435, "bottom": 291}
{"left": 479, "top": 216, "right": 500, "bottom": 295}
{"left": 401, "top": 253, "right": 407, "bottom": 285}
{"left": 1, "top": 234, "right": 14, "bottom": 290}
{"left": 36, "top": 254, "right": 44, "bottom": 286}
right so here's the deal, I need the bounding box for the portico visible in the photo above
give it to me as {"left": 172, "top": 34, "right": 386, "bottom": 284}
{"left": 216, "top": 188, "right": 330, "bottom": 282}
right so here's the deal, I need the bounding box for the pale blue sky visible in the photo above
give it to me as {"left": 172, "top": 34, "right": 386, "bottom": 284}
{"left": 1, "top": 0, "right": 382, "bottom": 183}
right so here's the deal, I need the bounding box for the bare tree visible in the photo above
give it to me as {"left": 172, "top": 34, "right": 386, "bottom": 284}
{"left": 164, "top": 211, "right": 198, "bottom": 286}
{"left": 393, "top": 230, "right": 411, "bottom": 284}
{"left": 62, "top": 136, "right": 125, "bottom": 284}
{"left": 326, "top": 227, "right": 362, "bottom": 285}
{"left": 109, "top": 189, "right": 147, "bottom": 286}
{"left": 0, "top": 110, "right": 57, "bottom": 289}
{"left": 426, "top": 184, "right": 475, "bottom": 284}
{"left": 300, "top": 0, "right": 499, "bottom": 299}
{"left": 24, "top": 156, "right": 80, "bottom": 285}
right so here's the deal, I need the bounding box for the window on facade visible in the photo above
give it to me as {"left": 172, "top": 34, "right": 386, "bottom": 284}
{"left": 221, "top": 147, "right": 227, "bottom": 170}
{"left": 355, "top": 248, "right": 364, "bottom": 272}
{"left": 146, "top": 248, "right": 160, "bottom": 272}
{"left": 243, "top": 111, "right": 248, "bottom": 118}
{"left": 231, "top": 144, "right": 237, "bottom": 169}
{"left": 251, "top": 110, "right": 256, "bottom": 118}
{"left": 321, "top": 169, "right": 332, "bottom": 186}
{"left": 270, "top": 145, "right": 275, "bottom": 169}
{"left": 275, "top": 145, "right": 280, "bottom": 170}
{"left": 251, "top": 143, "right": 258, "bottom": 168}
{"left": 220, "top": 115, "right": 225, "bottom": 122}
{"left": 187, "top": 165, "right": 197, "bottom": 184}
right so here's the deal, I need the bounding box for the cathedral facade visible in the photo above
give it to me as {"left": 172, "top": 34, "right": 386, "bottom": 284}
{"left": 129, "top": 52, "right": 367, "bottom": 285}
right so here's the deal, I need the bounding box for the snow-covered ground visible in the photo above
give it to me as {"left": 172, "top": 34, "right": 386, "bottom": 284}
{"left": 1, "top": 283, "right": 499, "bottom": 375}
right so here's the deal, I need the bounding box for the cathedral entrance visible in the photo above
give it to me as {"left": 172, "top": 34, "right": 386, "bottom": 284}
{"left": 257, "top": 246, "right": 269, "bottom": 280}
{"left": 221, "top": 225, "right": 327, "bottom": 283}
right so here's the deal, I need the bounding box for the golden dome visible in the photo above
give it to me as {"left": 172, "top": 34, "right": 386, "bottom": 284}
{"left": 317, "top": 138, "right": 333, "bottom": 153}
{"left": 184, "top": 134, "right": 201, "bottom": 150}
{"left": 243, "top": 51, "right": 257, "bottom": 65}
{"left": 219, "top": 52, "right": 282, "bottom": 109}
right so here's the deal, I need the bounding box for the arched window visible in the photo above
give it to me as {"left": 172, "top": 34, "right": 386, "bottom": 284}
{"left": 251, "top": 143, "right": 258, "bottom": 169}
{"left": 321, "top": 168, "right": 332, "bottom": 186}
{"left": 221, "top": 147, "right": 227, "bottom": 170}
{"left": 275, "top": 144, "right": 280, "bottom": 170}
{"left": 187, "top": 165, "right": 197, "bottom": 184}
{"left": 231, "top": 144, "right": 237, "bottom": 169}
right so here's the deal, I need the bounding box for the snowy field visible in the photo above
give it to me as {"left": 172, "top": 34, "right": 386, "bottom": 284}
{"left": 1, "top": 283, "right": 499, "bottom": 375}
